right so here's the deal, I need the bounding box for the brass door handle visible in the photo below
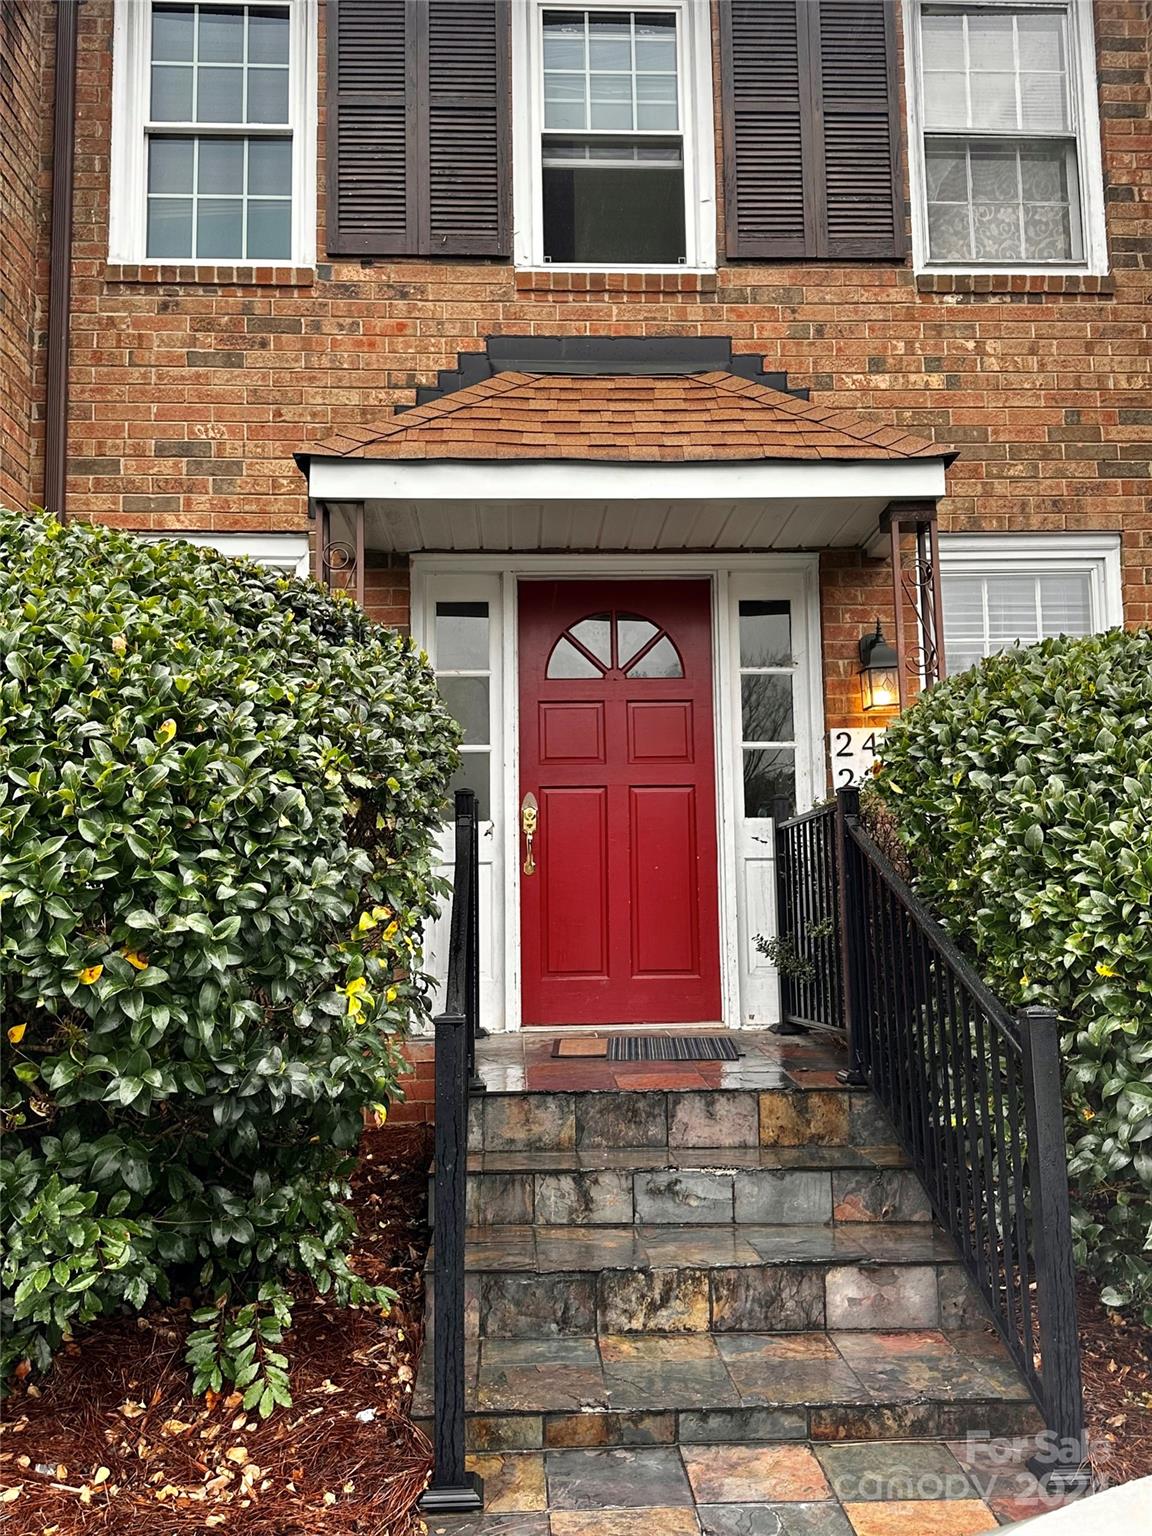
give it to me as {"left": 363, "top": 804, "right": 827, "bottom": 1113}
{"left": 521, "top": 793, "right": 539, "bottom": 876}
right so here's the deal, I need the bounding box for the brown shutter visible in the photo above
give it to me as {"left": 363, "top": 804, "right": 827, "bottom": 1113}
{"left": 327, "top": 0, "right": 510, "bottom": 258}
{"left": 720, "top": 0, "right": 904, "bottom": 261}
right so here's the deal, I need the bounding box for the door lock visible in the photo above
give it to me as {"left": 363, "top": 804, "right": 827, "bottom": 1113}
{"left": 521, "top": 792, "right": 539, "bottom": 876}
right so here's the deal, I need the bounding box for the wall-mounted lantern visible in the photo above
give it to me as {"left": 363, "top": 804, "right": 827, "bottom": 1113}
{"left": 859, "top": 621, "right": 900, "bottom": 712}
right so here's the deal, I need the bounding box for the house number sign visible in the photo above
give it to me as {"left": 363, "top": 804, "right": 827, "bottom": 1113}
{"left": 829, "top": 728, "right": 886, "bottom": 790}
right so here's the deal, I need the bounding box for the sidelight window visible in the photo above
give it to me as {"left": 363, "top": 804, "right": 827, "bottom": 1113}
{"left": 738, "top": 600, "right": 797, "bottom": 820}
{"left": 435, "top": 601, "right": 492, "bottom": 820}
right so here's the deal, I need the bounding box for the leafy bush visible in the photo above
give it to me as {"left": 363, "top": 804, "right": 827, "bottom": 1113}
{"left": 0, "top": 510, "right": 459, "bottom": 1407}
{"left": 872, "top": 628, "right": 1152, "bottom": 1319}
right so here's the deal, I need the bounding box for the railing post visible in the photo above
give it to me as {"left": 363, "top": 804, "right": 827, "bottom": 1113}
{"left": 420, "top": 793, "right": 483, "bottom": 1515}
{"left": 771, "top": 804, "right": 808, "bottom": 1035}
{"left": 835, "top": 786, "right": 867, "bottom": 1085}
{"left": 1018, "top": 1006, "right": 1087, "bottom": 1491}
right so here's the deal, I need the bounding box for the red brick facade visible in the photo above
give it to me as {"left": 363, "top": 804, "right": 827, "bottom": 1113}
{"left": 3, "top": 1, "right": 1150, "bottom": 731}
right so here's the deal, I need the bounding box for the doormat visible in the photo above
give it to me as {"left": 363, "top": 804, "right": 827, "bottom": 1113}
{"left": 606, "top": 1036, "right": 741, "bottom": 1062}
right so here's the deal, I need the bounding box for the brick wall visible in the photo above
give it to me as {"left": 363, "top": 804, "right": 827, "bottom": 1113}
{"left": 0, "top": 0, "right": 47, "bottom": 510}
{"left": 21, "top": 0, "right": 1152, "bottom": 730}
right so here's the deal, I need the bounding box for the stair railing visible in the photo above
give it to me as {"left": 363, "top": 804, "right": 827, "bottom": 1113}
{"left": 773, "top": 801, "right": 843, "bottom": 1033}
{"left": 835, "top": 785, "right": 1085, "bottom": 1487}
{"left": 419, "top": 789, "right": 484, "bottom": 1515}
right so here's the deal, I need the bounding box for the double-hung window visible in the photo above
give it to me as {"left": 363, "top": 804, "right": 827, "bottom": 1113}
{"left": 110, "top": 0, "right": 316, "bottom": 266}
{"left": 940, "top": 534, "right": 1122, "bottom": 672}
{"left": 905, "top": 1, "right": 1106, "bottom": 272}
{"left": 513, "top": 1, "right": 715, "bottom": 269}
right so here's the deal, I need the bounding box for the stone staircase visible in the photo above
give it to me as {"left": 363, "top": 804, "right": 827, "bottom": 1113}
{"left": 417, "top": 1078, "right": 1041, "bottom": 1455}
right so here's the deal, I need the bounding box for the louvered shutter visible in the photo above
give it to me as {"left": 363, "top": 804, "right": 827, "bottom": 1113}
{"left": 327, "top": 0, "right": 510, "bottom": 258}
{"left": 720, "top": 0, "right": 904, "bottom": 261}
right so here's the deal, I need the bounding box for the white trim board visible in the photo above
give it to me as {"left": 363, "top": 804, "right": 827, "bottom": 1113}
{"left": 412, "top": 552, "right": 825, "bottom": 1033}
{"left": 308, "top": 458, "right": 947, "bottom": 506}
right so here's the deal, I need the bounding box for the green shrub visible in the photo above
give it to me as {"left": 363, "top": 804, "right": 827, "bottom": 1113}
{"left": 0, "top": 510, "right": 459, "bottom": 1409}
{"left": 872, "top": 628, "right": 1152, "bottom": 1319}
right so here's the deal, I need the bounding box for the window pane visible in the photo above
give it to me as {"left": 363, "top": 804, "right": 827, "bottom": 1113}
{"left": 248, "top": 7, "right": 290, "bottom": 64}
{"left": 199, "top": 8, "right": 244, "bottom": 62}
{"left": 926, "top": 137, "right": 1079, "bottom": 264}
{"left": 248, "top": 67, "right": 289, "bottom": 124}
{"left": 627, "top": 634, "right": 682, "bottom": 678}
{"left": 987, "top": 575, "right": 1040, "bottom": 646}
{"left": 248, "top": 136, "right": 292, "bottom": 194}
{"left": 246, "top": 199, "right": 291, "bottom": 258}
{"left": 739, "top": 600, "right": 791, "bottom": 667}
{"left": 635, "top": 15, "right": 675, "bottom": 73}
{"left": 543, "top": 10, "right": 586, "bottom": 69}
{"left": 152, "top": 5, "right": 194, "bottom": 61}
{"left": 968, "top": 71, "right": 1018, "bottom": 132}
{"left": 616, "top": 614, "right": 658, "bottom": 669}
{"left": 920, "top": 10, "right": 963, "bottom": 73}
{"left": 543, "top": 163, "right": 685, "bottom": 264}
{"left": 199, "top": 136, "right": 244, "bottom": 194}
{"left": 927, "top": 200, "right": 972, "bottom": 261}
{"left": 741, "top": 675, "right": 794, "bottom": 743}
{"left": 447, "top": 755, "right": 490, "bottom": 821}
{"left": 197, "top": 64, "right": 243, "bottom": 122}
{"left": 588, "top": 35, "right": 631, "bottom": 72}
{"left": 147, "top": 196, "right": 193, "bottom": 257}
{"left": 438, "top": 677, "right": 490, "bottom": 746}
{"left": 152, "top": 63, "right": 193, "bottom": 120}
{"left": 149, "top": 136, "right": 194, "bottom": 192}
{"left": 967, "top": 12, "right": 1013, "bottom": 72}
{"left": 436, "top": 601, "right": 489, "bottom": 670}
{"left": 197, "top": 196, "right": 243, "bottom": 257}
{"left": 548, "top": 636, "right": 601, "bottom": 678}
{"left": 743, "top": 748, "right": 795, "bottom": 820}
{"left": 570, "top": 614, "right": 613, "bottom": 667}
{"left": 942, "top": 575, "right": 985, "bottom": 648}
{"left": 1039, "top": 573, "right": 1092, "bottom": 635}
{"left": 972, "top": 202, "right": 1023, "bottom": 263}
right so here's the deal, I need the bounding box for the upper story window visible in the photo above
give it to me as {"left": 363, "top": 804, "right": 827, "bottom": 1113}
{"left": 110, "top": 0, "right": 316, "bottom": 267}
{"left": 905, "top": 1, "right": 1107, "bottom": 273}
{"left": 513, "top": 0, "right": 715, "bottom": 270}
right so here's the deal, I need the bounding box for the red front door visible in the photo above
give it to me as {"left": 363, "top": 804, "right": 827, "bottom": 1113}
{"left": 518, "top": 580, "right": 722, "bottom": 1026}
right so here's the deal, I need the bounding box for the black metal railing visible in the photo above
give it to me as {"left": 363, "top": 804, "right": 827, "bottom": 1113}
{"left": 419, "top": 790, "right": 484, "bottom": 1516}
{"left": 773, "top": 802, "right": 842, "bottom": 1033}
{"left": 836, "top": 785, "right": 1085, "bottom": 1484}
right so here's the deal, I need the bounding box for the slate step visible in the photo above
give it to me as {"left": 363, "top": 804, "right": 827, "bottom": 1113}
{"left": 427, "top": 1222, "right": 988, "bottom": 1338}
{"left": 412, "top": 1327, "right": 1043, "bottom": 1451}
{"left": 470, "top": 1086, "right": 893, "bottom": 1155}
{"left": 442, "top": 1145, "right": 929, "bottom": 1228}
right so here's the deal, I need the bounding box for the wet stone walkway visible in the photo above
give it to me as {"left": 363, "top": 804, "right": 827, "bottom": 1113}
{"left": 421, "top": 1435, "right": 1078, "bottom": 1533}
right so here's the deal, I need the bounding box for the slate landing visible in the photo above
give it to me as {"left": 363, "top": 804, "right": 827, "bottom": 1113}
{"left": 420, "top": 1435, "right": 1082, "bottom": 1534}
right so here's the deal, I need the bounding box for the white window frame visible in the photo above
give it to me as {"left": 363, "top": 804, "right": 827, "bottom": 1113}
{"left": 511, "top": 0, "right": 716, "bottom": 272}
{"left": 109, "top": 0, "right": 317, "bottom": 267}
{"left": 939, "top": 532, "right": 1123, "bottom": 665}
{"left": 146, "top": 531, "right": 311, "bottom": 576}
{"left": 903, "top": 0, "right": 1108, "bottom": 275}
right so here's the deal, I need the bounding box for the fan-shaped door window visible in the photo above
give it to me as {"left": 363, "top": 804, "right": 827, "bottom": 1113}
{"left": 546, "top": 609, "right": 684, "bottom": 679}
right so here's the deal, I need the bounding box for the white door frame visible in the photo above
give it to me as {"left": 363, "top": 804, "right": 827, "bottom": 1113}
{"left": 411, "top": 551, "right": 824, "bottom": 1031}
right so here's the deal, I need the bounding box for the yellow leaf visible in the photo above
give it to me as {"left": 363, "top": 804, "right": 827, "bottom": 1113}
{"left": 122, "top": 950, "right": 149, "bottom": 971}
{"left": 386, "top": 986, "right": 397, "bottom": 1004}
{"left": 78, "top": 964, "right": 104, "bottom": 985}
{"left": 357, "top": 912, "right": 377, "bottom": 933}
{"left": 1096, "top": 962, "right": 1116, "bottom": 978}
{"left": 156, "top": 719, "right": 177, "bottom": 743}
{"left": 7, "top": 1023, "right": 26, "bottom": 1045}
{"left": 345, "top": 977, "right": 368, "bottom": 997}
{"left": 382, "top": 921, "right": 399, "bottom": 941}
{"left": 371, "top": 906, "right": 391, "bottom": 922}
{"left": 347, "top": 995, "right": 365, "bottom": 1018}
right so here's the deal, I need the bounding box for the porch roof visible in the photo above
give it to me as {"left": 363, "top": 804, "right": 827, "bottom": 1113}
{"left": 296, "top": 370, "right": 952, "bottom": 467}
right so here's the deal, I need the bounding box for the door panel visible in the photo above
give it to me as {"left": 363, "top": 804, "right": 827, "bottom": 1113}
{"left": 519, "top": 579, "right": 721, "bottom": 1025}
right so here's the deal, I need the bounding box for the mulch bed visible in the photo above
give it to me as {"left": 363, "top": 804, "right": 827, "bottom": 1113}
{"left": 0, "top": 1123, "right": 435, "bottom": 1536}
{"left": 1079, "top": 1273, "right": 1152, "bottom": 1489}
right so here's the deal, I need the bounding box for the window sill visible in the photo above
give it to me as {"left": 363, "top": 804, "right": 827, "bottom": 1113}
{"left": 514, "top": 268, "right": 718, "bottom": 296}
{"left": 103, "top": 263, "right": 316, "bottom": 288}
{"left": 916, "top": 271, "right": 1114, "bottom": 297}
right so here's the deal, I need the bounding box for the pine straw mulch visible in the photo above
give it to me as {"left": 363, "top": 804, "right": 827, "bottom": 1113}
{"left": 0, "top": 1123, "right": 435, "bottom": 1536}
{"left": 1080, "top": 1273, "right": 1152, "bottom": 1490}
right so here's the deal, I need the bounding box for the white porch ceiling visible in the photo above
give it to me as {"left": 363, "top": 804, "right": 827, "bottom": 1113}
{"left": 312, "top": 458, "right": 947, "bottom": 554}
